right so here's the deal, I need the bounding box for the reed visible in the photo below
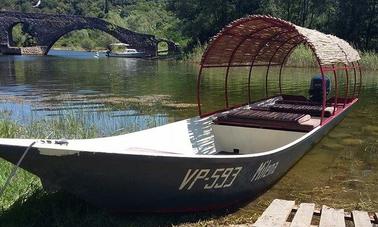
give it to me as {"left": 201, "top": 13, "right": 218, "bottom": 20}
{"left": 285, "top": 45, "right": 317, "bottom": 67}
{"left": 360, "top": 51, "right": 378, "bottom": 71}
{"left": 0, "top": 120, "right": 21, "bottom": 139}
{"left": 184, "top": 44, "right": 378, "bottom": 70}
{"left": 25, "top": 115, "right": 98, "bottom": 139}
{"left": 182, "top": 44, "right": 207, "bottom": 63}
{"left": 0, "top": 114, "right": 100, "bottom": 211}
{"left": 0, "top": 115, "right": 98, "bottom": 140}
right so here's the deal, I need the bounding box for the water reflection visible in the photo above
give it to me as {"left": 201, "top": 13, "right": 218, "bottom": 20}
{"left": 0, "top": 51, "right": 197, "bottom": 134}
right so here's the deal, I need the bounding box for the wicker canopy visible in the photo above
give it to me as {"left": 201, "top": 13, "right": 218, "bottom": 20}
{"left": 201, "top": 15, "right": 360, "bottom": 67}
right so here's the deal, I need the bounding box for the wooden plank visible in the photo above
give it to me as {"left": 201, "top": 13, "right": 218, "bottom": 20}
{"left": 352, "top": 210, "right": 372, "bottom": 227}
{"left": 344, "top": 211, "right": 352, "bottom": 220}
{"left": 319, "top": 205, "right": 345, "bottom": 227}
{"left": 253, "top": 199, "right": 295, "bottom": 227}
{"left": 290, "top": 203, "right": 315, "bottom": 227}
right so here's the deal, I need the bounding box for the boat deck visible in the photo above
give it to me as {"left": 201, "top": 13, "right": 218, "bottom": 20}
{"left": 0, "top": 115, "right": 219, "bottom": 156}
{"left": 252, "top": 199, "right": 378, "bottom": 227}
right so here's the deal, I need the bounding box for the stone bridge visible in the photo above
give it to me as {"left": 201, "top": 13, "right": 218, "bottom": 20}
{"left": 0, "top": 11, "right": 180, "bottom": 56}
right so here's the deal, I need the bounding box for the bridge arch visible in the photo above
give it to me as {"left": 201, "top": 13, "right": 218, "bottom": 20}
{"left": 157, "top": 39, "right": 169, "bottom": 55}
{"left": 48, "top": 28, "right": 121, "bottom": 52}
{"left": 41, "top": 19, "right": 158, "bottom": 56}
{"left": 156, "top": 38, "right": 181, "bottom": 56}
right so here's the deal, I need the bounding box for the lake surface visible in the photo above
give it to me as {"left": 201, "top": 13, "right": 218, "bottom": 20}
{"left": 0, "top": 50, "right": 377, "bottom": 223}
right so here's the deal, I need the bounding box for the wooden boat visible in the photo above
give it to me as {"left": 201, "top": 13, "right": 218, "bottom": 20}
{"left": 106, "top": 43, "right": 145, "bottom": 58}
{"left": 0, "top": 15, "right": 363, "bottom": 212}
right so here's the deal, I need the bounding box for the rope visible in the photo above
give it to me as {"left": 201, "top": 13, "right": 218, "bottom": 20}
{"left": 0, "top": 141, "right": 36, "bottom": 198}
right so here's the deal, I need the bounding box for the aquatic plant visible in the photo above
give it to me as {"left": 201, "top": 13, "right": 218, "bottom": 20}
{"left": 285, "top": 45, "right": 317, "bottom": 68}
{"left": 182, "top": 43, "right": 207, "bottom": 63}
{"left": 360, "top": 51, "right": 378, "bottom": 71}
{"left": 0, "top": 112, "right": 101, "bottom": 212}
{"left": 183, "top": 44, "right": 378, "bottom": 71}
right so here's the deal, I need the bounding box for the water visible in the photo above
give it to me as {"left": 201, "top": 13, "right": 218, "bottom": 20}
{"left": 0, "top": 50, "right": 377, "bottom": 219}
{"left": 0, "top": 50, "right": 199, "bottom": 135}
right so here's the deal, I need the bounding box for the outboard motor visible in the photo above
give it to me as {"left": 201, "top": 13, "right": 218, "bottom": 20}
{"left": 309, "top": 75, "right": 331, "bottom": 102}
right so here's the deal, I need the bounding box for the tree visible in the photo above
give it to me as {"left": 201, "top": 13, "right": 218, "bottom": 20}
{"left": 0, "top": 0, "right": 376, "bottom": 51}
{"left": 167, "top": 0, "right": 262, "bottom": 48}
{"left": 332, "top": 0, "right": 377, "bottom": 50}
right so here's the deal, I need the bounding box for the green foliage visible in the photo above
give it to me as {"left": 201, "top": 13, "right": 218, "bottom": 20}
{"left": 10, "top": 23, "right": 37, "bottom": 47}
{"left": 122, "top": 0, "right": 184, "bottom": 44}
{"left": 0, "top": 0, "right": 376, "bottom": 55}
{"left": 54, "top": 29, "right": 117, "bottom": 51}
{"left": 104, "top": 11, "right": 129, "bottom": 28}
{"left": 167, "top": 0, "right": 261, "bottom": 48}
{"left": 332, "top": 0, "right": 377, "bottom": 51}
{"left": 80, "top": 39, "right": 95, "bottom": 51}
{"left": 168, "top": 0, "right": 377, "bottom": 51}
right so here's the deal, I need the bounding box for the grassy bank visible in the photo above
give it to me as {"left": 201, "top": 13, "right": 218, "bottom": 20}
{"left": 184, "top": 45, "right": 378, "bottom": 70}
{"left": 0, "top": 114, "right": 98, "bottom": 209}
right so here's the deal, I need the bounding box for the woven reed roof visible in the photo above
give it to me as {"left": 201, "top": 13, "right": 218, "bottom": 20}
{"left": 201, "top": 15, "right": 360, "bottom": 67}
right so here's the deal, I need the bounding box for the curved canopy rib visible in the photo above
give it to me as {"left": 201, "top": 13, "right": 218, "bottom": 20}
{"left": 200, "top": 15, "right": 360, "bottom": 67}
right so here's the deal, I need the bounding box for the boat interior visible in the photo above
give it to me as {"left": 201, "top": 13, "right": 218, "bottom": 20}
{"left": 209, "top": 94, "right": 358, "bottom": 155}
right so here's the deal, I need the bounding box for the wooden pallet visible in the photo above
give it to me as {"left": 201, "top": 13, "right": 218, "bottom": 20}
{"left": 252, "top": 199, "right": 378, "bottom": 227}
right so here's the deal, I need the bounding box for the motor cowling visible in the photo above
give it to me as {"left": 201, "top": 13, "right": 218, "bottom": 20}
{"left": 309, "top": 75, "right": 331, "bottom": 102}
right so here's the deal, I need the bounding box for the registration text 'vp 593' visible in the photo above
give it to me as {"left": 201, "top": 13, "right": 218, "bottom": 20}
{"left": 179, "top": 167, "right": 242, "bottom": 190}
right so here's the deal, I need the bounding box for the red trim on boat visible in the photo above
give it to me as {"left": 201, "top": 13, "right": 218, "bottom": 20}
{"left": 344, "top": 64, "right": 350, "bottom": 108}
{"left": 331, "top": 64, "right": 338, "bottom": 115}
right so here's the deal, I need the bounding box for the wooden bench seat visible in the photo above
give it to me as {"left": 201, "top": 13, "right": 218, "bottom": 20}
{"left": 213, "top": 109, "right": 317, "bottom": 132}
{"left": 269, "top": 103, "right": 333, "bottom": 117}
{"left": 248, "top": 95, "right": 334, "bottom": 117}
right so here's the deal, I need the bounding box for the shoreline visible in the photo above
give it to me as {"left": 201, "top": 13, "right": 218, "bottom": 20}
{"left": 3, "top": 46, "right": 376, "bottom": 71}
